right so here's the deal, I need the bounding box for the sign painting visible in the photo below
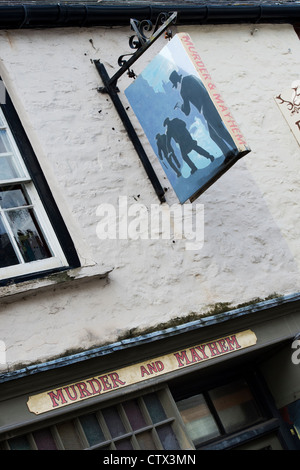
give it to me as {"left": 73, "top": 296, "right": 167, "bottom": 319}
{"left": 125, "top": 33, "right": 250, "bottom": 203}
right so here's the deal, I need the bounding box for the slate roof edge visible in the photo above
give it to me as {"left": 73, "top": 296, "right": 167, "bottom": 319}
{"left": 0, "top": 3, "right": 299, "bottom": 29}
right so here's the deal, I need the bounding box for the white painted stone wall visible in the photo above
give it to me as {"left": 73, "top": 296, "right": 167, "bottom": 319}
{"left": 0, "top": 23, "right": 300, "bottom": 371}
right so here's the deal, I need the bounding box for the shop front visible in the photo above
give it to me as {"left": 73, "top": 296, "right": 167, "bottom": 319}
{"left": 1, "top": 294, "right": 300, "bottom": 451}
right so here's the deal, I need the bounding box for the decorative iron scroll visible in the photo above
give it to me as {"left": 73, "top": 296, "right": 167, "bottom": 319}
{"left": 98, "top": 11, "right": 177, "bottom": 93}
{"left": 118, "top": 13, "right": 175, "bottom": 79}
{"left": 95, "top": 12, "right": 178, "bottom": 202}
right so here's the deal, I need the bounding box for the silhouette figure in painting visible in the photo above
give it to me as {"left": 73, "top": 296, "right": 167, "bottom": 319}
{"left": 156, "top": 133, "right": 181, "bottom": 177}
{"left": 169, "top": 70, "right": 237, "bottom": 159}
{"left": 163, "top": 117, "right": 214, "bottom": 175}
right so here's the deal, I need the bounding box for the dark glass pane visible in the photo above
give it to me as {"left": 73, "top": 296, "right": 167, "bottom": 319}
{"left": 8, "top": 435, "right": 31, "bottom": 450}
{"left": 136, "top": 431, "right": 156, "bottom": 450}
{"left": 143, "top": 393, "right": 166, "bottom": 423}
{"left": 0, "top": 185, "right": 28, "bottom": 209}
{"left": 157, "top": 424, "right": 181, "bottom": 450}
{"left": 115, "top": 438, "right": 133, "bottom": 450}
{"left": 177, "top": 393, "right": 220, "bottom": 445}
{"left": 79, "top": 413, "right": 105, "bottom": 447}
{"left": 209, "top": 380, "right": 262, "bottom": 434}
{"left": 0, "top": 215, "right": 19, "bottom": 267}
{"left": 7, "top": 208, "right": 51, "bottom": 262}
{"left": 102, "top": 407, "right": 126, "bottom": 438}
{"left": 56, "top": 420, "right": 83, "bottom": 450}
{"left": 123, "top": 399, "right": 147, "bottom": 430}
{"left": 33, "top": 428, "right": 57, "bottom": 450}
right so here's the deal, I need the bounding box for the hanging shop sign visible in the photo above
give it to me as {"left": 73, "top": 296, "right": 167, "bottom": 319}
{"left": 27, "top": 329, "right": 257, "bottom": 415}
{"left": 125, "top": 33, "right": 250, "bottom": 203}
{"left": 275, "top": 81, "right": 300, "bottom": 146}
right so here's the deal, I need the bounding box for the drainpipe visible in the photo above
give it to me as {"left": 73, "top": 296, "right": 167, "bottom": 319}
{"left": 0, "top": 3, "right": 300, "bottom": 29}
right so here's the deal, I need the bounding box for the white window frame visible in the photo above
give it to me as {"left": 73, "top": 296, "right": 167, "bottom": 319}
{"left": 0, "top": 108, "right": 69, "bottom": 281}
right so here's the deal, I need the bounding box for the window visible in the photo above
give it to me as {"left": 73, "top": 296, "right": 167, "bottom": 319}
{"left": 176, "top": 379, "right": 263, "bottom": 448}
{"left": 0, "top": 84, "right": 79, "bottom": 284}
{"left": 0, "top": 389, "right": 186, "bottom": 450}
{"left": 0, "top": 377, "right": 286, "bottom": 450}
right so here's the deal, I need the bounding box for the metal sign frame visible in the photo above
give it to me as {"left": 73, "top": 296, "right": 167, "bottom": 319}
{"left": 94, "top": 12, "right": 178, "bottom": 203}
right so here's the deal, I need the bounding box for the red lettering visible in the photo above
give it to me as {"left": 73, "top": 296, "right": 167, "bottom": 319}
{"left": 147, "top": 362, "right": 158, "bottom": 374}
{"left": 213, "top": 93, "right": 224, "bottom": 104}
{"left": 48, "top": 389, "right": 67, "bottom": 408}
{"left": 195, "top": 345, "right": 209, "bottom": 359}
{"left": 108, "top": 372, "right": 126, "bottom": 388}
{"left": 140, "top": 365, "right": 149, "bottom": 377}
{"left": 140, "top": 361, "right": 164, "bottom": 377}
{"left": 190, "top": 347, "right": 203, "bottom": 363}
{"left": 182, "top": 36, "right": 193, "bottom": 46}
{"left": 86, "top": 378, "right": 102, "bottom": 395}
{"left": 207, "top": 341, "right": 221, "bottom": 357}
{"left": 63, "top": 385, "right": 78, "bottom": 401}
{"left": 174, "top": 350, "right": 192, "bottom": 367}
{"left": 226, "top": 335, "right": 242, "bottom": 351}
{"left": 155, "top": 361, "right": 164, "bottom": 372}
{"left": 218, "top": 339, "right": 229, "bottom": 353}
{"left": 76, "top": 382, "right": 92, "bottom": 399}
{"left": 98, "top": 375, "right": 112, "bottom": 391}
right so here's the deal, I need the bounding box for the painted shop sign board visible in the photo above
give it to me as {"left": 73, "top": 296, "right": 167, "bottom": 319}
{"left": 27, "top": 330, "right": 257, "bottom": 415}
{"left": 275, "top": 81, "right": 300, "bottom": 146}
{"left": 125, "top": 33, "right": 250, "bottom": 203}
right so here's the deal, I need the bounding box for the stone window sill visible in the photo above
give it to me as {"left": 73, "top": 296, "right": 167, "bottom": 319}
{"left": 0, "top": 264, "right": 113, "bottom": 302}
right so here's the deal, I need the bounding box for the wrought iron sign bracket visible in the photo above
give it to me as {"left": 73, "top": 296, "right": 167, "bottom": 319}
{"left": 94, "top": 12, "right": 177, "bottom": 203}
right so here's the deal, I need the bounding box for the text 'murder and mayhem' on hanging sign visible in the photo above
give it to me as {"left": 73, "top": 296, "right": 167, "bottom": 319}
{"left": 125, "top": 33, "right": 251, "bottom": 204}
{"left": 27, "top": 330, "right": 257, "bottom": 415}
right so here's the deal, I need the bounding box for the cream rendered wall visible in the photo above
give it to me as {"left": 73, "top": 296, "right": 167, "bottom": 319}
{"left": 0, "top": 23, "right": 299, "bottom": 371}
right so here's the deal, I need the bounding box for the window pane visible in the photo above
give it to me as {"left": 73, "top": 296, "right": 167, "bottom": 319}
{"left": 136, "top": 431, "right": 156, "bottom": 450}
{"left": 0, "top": 128, "right": 25, "bottom": 180}
{"left": 177, "top": 394, "right": 220, "bottom": 445}
{"left": 7, "top": 435, "right": 31, "bottom": 450}
{"left": 102, "top": 407, "right": 126, "bottom": 438}
{"left": 0, "top": 214, "right": 19, "bottom": 267}
{"left": 0, "top": 114, "right": 5, "bottom": 128}
{"left": 123, "top": 399, "right": 147, "bottom": 430}
{"left": 33, "top": 428, "right": 57, "bottom": 450}
{"left": 7, "top": 208, "right": 51, "bottom": 262}
{"left": 143, "top": 393, "right": 166, "bottom": 423}
{"left": 0, "top": 155, "right": 22, "bottom": 180}
{"left": 79, "top": 413, "right": 105, "bottom": 447}
{"left": 0, "top": 185, "right": 29, "bottom": 209}
{"left": 157, "top": 424, "right": 181, "bottom": 450}
{"left": 115, "top": 438, "right": 133, "bottom": 450}
{"left": 0, "top": 129, "right": 13, "bottom": 154}
{"left": 209, "top": 380, "right": 262, "bottom": 434}
{"left": 56, "top": 420, "right": 83, "bottom": 450}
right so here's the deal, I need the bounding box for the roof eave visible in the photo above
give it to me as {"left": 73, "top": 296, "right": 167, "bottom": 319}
{"left": 0, "top": 3, "right": 299, "bottom": 29}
